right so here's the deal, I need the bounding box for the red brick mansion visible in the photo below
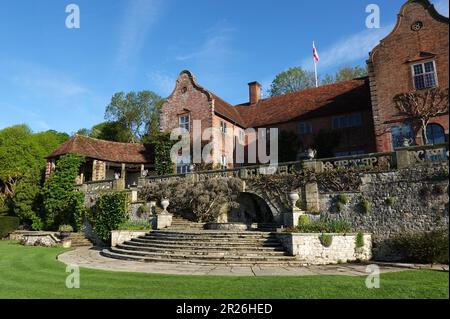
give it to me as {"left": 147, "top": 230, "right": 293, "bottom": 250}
{"left": 160, "top": 0, "right": 449, "bottom": 173}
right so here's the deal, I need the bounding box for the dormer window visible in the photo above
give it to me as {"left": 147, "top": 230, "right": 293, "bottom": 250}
{"left": 412, "top": 61, "right": 437, "bottom": 90}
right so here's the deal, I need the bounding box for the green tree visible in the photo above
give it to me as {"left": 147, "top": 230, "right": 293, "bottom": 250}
{"left": 105, "top": 91, "right": 164, "bottom": 143}
{"left": 90, "top": 121, "right": 133, "bottom": 143}
{"left": 269, "top": 67, "right": 316, "bottom": 97}
{"left": 41, "top": 154, "right": 86, "bottom": 230}
{"left": 322, "top": 66, "right": 368, "bottom": 84}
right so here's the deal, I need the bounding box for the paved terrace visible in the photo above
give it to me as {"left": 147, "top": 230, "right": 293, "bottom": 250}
{"left": 58, "top": 247, "right": 419, "bottom": 277}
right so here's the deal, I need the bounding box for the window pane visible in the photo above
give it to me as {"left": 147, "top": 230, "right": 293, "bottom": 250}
{"left": 426, "top": 124, "right": 446, "bottom": 145}
{"left": 424, "top": 73, "right": 436, "bottom": 88}
{"left": 413, "top": 64, "right": 423, "bottom": 75}
{"left": 414, "top": 75, "right": 425, "bottom": 90}
{"left": 424, "top": 62, "right": 434, "bottom": 72}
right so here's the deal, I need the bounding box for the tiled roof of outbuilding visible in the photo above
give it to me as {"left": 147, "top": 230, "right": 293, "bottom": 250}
{"left": 46, "top": 135, "right": 155, "bottom": 164}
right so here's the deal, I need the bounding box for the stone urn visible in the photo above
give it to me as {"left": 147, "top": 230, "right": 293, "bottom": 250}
{"left": 161, "top": 199, "right": 170, "bottom": 213}
{"left": 288, "top": 192, "right": 300, "bottom": 209}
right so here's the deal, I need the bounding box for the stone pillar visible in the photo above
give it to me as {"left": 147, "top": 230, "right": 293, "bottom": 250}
{"left": 395, "top": 150, "right": 411, "bottom": 169}
{"left": 92, "top": 160, "right": 106, "bottom": 181}
{"left": 140, "top": 164, "right": 145, "bottom": 177}
{"left": 305, "top": 182, "right": 320, "bottom": 212}
{"left": 45, "top": 160, "right": 55, "bottom": 180}
{"left": 284, "top": 208, "right": 304, "bottom": 228}
{"left": 121, "top": 163, "right": 126, "bottom": 187}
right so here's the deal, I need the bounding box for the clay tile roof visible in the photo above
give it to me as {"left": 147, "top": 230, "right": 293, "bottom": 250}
{"left": 234, "top": 78, "right": 371, "bottom": 128}
{"left": 46, "top": 135, "right": 155, "bottom": 164}
{"left": 211, "top": 93, "right": 246, "bottom": 127}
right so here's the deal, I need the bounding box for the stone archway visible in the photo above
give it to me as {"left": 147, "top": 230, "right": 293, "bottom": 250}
{"left": 227, "top": 192, "right": 278, "bottom": 225}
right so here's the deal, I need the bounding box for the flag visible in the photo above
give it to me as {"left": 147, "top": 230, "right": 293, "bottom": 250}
{"left": 313, "top": 41, "right": 320, "bottom": 63}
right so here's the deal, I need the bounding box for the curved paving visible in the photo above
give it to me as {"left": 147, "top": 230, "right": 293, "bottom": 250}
{"left": 58, "top": 247, "right": 407, "bottom": 277}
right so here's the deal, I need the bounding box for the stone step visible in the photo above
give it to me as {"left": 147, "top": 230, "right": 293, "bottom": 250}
{"left": 101, "top": 249, "right": 303, "bottom": 266}
{"left": 130, "top": 238, "right": 282, "bottom": 247}
{"left": 147, "top": 231, "right": 277, "bottom": 238}
{"left": 105, "top": 247, "right": 298, "bottom": 262}
{"left": 116, "top": 244, "right": 288, "bottom": 256}
{"left": 123, "top": 240, "right": 284, "bottom": 250}
{"left": 137, "top": 236, "right": 281, "bottom": 245}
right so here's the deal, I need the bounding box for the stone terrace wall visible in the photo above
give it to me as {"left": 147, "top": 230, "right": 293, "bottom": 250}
{"left": 319, "top": 162, "right": 449, "bottom": 260}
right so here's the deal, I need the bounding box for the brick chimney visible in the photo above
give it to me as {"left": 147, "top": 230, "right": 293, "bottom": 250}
{"left": 248, "top": 81, "right": 262, "bottom": 105}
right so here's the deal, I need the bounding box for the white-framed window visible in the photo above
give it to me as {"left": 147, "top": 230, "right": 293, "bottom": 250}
{"left": 176, "top": 156, "right": 191, "bottom": 174}
{"left": 298, "top": 121, "right": 313, "bottom": 135}
{"left": 332, "top": 113, "right": 363, "bottom": 130}
{"left": 220, "top": 120, "right": 227, "bottom": 134}
{"left": 412, "top": 61, "right": 437, "bottom": 90}
{"left": 179, "top": 115, "right": 190, "bottom": 132}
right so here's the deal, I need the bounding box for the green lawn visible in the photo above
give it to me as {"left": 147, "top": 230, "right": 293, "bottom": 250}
{"left": 0, "top": 241, "right": 448, "bottom": 299}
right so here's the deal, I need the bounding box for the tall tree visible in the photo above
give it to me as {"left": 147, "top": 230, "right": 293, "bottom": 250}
{"left": 269, "top": 67, "right": 316, "bottom": 97}
{"left": 393, "top": 88, "right": 449, "bottom": 145}
{"left": 321, "top": 66, "right": 368, "bottom": 85}
{"left": 105, "top": 91, "right": 164, "bottom": 143}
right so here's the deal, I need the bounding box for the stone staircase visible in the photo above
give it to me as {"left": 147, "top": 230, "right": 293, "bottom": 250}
{"left": 64, "top": 232, "right": 93, "bottom": 247}
{"left": 101, "top": 230, "right": 302, "bottom": 266}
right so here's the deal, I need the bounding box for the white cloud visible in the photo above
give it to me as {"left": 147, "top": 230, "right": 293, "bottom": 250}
{"left": 300, "top": 24, "right": 394, "bottom": 71}
{"left": 175, "top": 23, "right": 237, "bottom": 64}
{"left": 147, "top": 71, "right": 176, "bottom": 97}
{"left": 433, "top": 0, "right": 449, "bottom": 17}
{"left": 116, "top": 0, "right": 165, "bottom": 67}
{"left": 2, "top": 60, "right": 90, "bottom": 99}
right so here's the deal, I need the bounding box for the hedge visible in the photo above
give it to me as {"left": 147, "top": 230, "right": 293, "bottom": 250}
{"left": 0, "top": 216, "right": 20, "bottom": 238}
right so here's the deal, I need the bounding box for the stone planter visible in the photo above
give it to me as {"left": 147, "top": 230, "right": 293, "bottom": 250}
{"left": 288, "top": 192, "right": 300, "bottom": 208}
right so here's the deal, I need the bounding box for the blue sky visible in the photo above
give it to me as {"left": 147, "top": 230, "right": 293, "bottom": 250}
{"left": 0, "top": 0, "right": 448, "bottom": 134}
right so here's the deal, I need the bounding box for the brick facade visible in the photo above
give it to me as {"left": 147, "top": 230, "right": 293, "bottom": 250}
{"left": 368, "top": 0, "right": 449, "bottom": 152}
{"left": 160, "top": 0, "right": 449, "bottom": 169}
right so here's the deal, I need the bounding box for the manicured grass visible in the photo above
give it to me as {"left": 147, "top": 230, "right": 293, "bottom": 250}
{"left": 0, "top": 241, "right": 448, "bottom": 299}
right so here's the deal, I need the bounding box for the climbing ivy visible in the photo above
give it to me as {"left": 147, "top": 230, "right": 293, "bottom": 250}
{"left": 92, "top": 192, "right": 128, "bottom": 242}
{"left": 148, "top": 132, "right": 176, "bottom": 176}
{"left": 41, "top": 154, "right": 85, "bottom": 230}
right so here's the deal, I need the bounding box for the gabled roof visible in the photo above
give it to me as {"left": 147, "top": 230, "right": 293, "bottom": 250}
{"left": 46, "top": 135, "right": 155, "bottom": 164}
{"left": 235, "top": 78, "right": 371, "bottom": 127}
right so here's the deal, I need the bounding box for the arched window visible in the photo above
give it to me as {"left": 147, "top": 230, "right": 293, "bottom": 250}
{"left": 391, "top": 123, "right": 415, "bottom": 149}
{"left": 426, "top": 124, "right": 446, "bottom": 145}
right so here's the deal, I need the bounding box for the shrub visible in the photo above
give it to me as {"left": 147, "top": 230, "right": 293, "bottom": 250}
{"left": 356, "top": 232, "right": 365, "bottom": 249}
{"left": 296, "top": 219, "right": 351, "bottom": 234}
{"left": 385, "top": 197, "right": 396, "bottom": 206}
{"left": 361, "top": 199, "right": 371, "bottom": 214}
{"left": 92, "top": 192, "right": 128, "bottom": 242}
{"left": 298, "top": 215, "right": 310, "bottom": 228}
{"left": 319, "top": 234, "right": 333, "bottom": 247}
{"left": 0, "top": 216, "right": 20, "bottom": 238}
{"left": 58, "top": 224, "right": 73, "bottom": 233}
{"left": 392, "top": 229, "right": 449, "bottom": 264}
{"left": 336, "top": 194, "right": 349, "bottom": 205}
{"left": 327, "top": 219, "right": 352, "bottom": 233}
{"left": 118, "top": 220, "right": 151, "bottom": 231}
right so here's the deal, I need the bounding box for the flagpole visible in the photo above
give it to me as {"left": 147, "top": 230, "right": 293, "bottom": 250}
{"left": 314, "top": 59, "right": 318, "bottom": 88}
{"left": 313, "top": 41, "right": 318, "bottom": 88}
